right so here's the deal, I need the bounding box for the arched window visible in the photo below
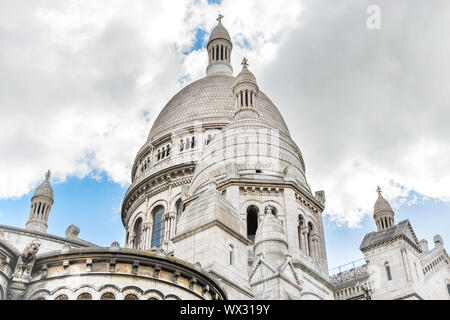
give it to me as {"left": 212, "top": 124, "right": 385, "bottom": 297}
{"left": 240, "top": 90, "right": 243, "bottom": 107}
{"left": 180, "top": 139, "right": 184, "bottom": 152}
{"left": 229, "top": 244, "right": 234, "bottom": 265}
{"left": 264, "top": 205, "right": 277, "bottom": 217}
{"left": 447, "top": 283, "right": 450, "bottom": 296}
{"left": 298, "top": 215, "right": 304, "bottom": 250}
{"left": 191, "top": 136, "right": 195, "bottom": 149}
{"left": 124, "top": 294, "right": 138, "bottom": 300}
{"left": 216, "top": 46, "right": 219, "bottom": 61}
{"left": 385, "top": 262, "right": 392, "bottom": 281}
{"left": 245, "top": 90, "right": 248, "bottom": 106}
{"left": 101, "top": 293, "right": 116, "bottom": 300}
{"left": 55, "top": 294, "right": 68, "bottom": 300}
{"left": 151, "top": 205, "right": 165, "bottom": 248}
{"left": 77, "top": 293, "right": 92, "bottom": 300}
{"left": 133, "top": 218, "right": 143, "bottom": 250}
{"left": 156, "top": 150, "right": 161, "bottom": 161}
{"left": 250, "top": 91, "right": 253, "bottom": 106}
{"left": 161, "top": 147, "right": 165, "bottom": 159}
{"left": 166, "top": 144, "right": 171, "bottom": 157}
{"left": 221, "top": 45, "right": 224, "bottom": 60}
{"left": 246, "top": 205, "right": 259, "bottom": 242}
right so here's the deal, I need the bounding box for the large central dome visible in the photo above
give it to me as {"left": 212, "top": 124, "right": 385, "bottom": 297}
{"left": 147, "top": 75, "right": 290, "bottom": 143}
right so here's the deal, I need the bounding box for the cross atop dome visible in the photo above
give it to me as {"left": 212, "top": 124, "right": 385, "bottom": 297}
{"left": 376, "top": 186, "right": 382, "bottom": 196}
{"left": 217, "top": 14, "right": 224, "bottom": 25}
{"left": 241, "top": 57, "right": 249, "bottom": 68}
{"left": 45, "top": 170, "right": 51, "bottom": 181}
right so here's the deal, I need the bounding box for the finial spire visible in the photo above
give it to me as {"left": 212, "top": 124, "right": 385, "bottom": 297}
{"left": 241, "top": 57, "right": 249, "bottom": 68}
{"left": 217, "top": 14, "right": 224, "bottom": 25}
{"left": 376, "top": 186, "right": 382, "bottom": 196}
{"left": 45, "top": 170, "right": 51, "bottom": 181}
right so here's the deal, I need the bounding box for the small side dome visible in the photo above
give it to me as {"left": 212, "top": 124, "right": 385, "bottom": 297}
{"left": 373, "top": 189, "right": 393, "bottom": 216}
{"left": 32, "top": 170, "right": 54, "bottom": 200}
{"left": 233, "top": 58, "right": 258, "bottom": 91}
{"left": 373, "top": 186, "right": 395, "bottom": 231}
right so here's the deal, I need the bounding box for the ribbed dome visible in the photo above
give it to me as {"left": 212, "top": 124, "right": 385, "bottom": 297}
{"left": 147, "top": 75, "right": 290, "bottom": 143}
{"left": 33, "top": 171, "right": 53, "bottom": 200}
{"left": 373, "top": 194, "right": 393, "bottom": 216}
{"left": 208, "top": 22, "right": 232, "bottom": 45}
{"left": 190, "top": 118, "right": 308, "bottom": 195}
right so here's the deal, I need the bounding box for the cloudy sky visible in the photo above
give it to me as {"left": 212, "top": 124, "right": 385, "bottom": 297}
{"left": 1, "top": 0, "right": 449, "bottom": 269}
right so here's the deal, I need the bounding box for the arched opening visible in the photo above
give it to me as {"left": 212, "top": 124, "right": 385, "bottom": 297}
{"left": 77, "top": 293, "right": 92, "bottom": 300}
{"left": 191, "top": 136, "right": 195, "bottom": 149}
{"left": 216, "top": 46, "right": 219, "bottom": 61}
{"left": 124, "top": 294, "right": 139, "bottom": 300}
{"left": 101, "top": 293, "right": 116, "bottom": 300}
{"left": 151, "top": 205, "right": 165, "bottom": 248}
{"left": 385, "top": 262, "right": 392, "bottom": 281}
{"left": 246, "top": 205, "right": 259, "bottom": 242}
{"left": 166, "top": 144, "right": 171, "bottom": 157}
{"left": 55, "top": 294, "right": 69, "bottom": 300}
{"left": 228, "top": 244, "right": 234, "bottom": 265}
{"left": 221, "top": 45, "right": 223, "bottom": 60}
{"left": 447, "top": 283, "right": 450, "bottom": 296}
{"left": 180, "top": 139, "right": 184, "bottom": 152}
{"left": 133, "top": 218, "right": 143, "bottom": 250}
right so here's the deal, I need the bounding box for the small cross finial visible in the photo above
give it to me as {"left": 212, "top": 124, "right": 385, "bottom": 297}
{"left": 217, "top": 14, "right": 224, "bottom": 24}
{"left": 241, "top": 57, "right": 249, "bottom": 68}
{"left": 376, "top": 186, "right": 382, "bottom": 196}
{"left": 45, "top": 170, "right": 51, "bottom": 181}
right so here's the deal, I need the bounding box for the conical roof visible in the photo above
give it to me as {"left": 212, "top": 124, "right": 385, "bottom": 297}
{"left": 208, "top": 15, "right": 232, "bottom": 45}
{"left": 233, "top": 58, "right": 258, "bottom": 90}
{"left": 373, "top": 187, "right": 393, "bottom": 216}
{"left": 32, "top": 170, "right": 53, "bottom": 200}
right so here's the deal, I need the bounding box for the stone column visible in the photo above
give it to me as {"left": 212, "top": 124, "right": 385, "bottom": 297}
{"left": 302, "top": 228, "right": 310, "bottom": 257}
{"left": 300, "top": 226, "right": 308, "bottom": 255}
{"left": 129, "top": 235, "right": 136, "bottom": 249}
{"left": 312, "top": 234, "right": 320, "bottom": 263}
{"left": 401, "top": 248, "right": 412, "bottom": 283}
{"left": 143, "top": 221, "right": 152, "bottom": 250}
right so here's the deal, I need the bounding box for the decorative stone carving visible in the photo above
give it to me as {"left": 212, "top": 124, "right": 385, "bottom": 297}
{"left": 314, "top": 190, "right": 326, "bottom": 206}
{"left": 65, "top": 225, "right": 80, "bottom": 240}
{"left": 13, "top": 239, "right": 41, "bottom": 281}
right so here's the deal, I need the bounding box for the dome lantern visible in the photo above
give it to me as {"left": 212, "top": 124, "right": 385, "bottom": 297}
{"left": 233, "top": 58, "right": 260, "bottom": 120}
{"left": 26, "top": 170, "right": 54, "bottom": 233}
{"left": 373, "top": 186, "right": 395, "bottom": 231}
{"left": 206, "top": 15, "right": 233, "bottom": 76}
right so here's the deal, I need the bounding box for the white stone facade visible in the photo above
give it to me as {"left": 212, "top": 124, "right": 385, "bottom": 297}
{"left": 0, "top": 16, "right": 448, "bottom": 300}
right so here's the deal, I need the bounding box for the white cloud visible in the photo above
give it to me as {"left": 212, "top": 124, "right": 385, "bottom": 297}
{"left": 1, "top": 0, "right": 449, "bottom": 228}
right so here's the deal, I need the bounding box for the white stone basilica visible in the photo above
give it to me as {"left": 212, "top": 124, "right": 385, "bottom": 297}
{"left": 0, "top": 16, "right": 449, "bottom": 300}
